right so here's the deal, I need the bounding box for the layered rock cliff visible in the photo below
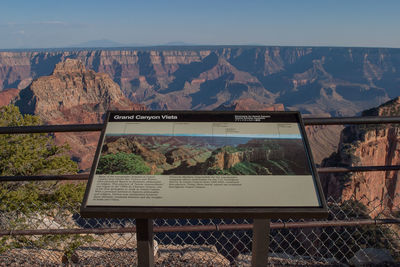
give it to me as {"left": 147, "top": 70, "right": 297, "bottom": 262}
{"left": 206, "top": 147, "right": 272, "bottom": 171}
{"left": 1, "top": 46, "right": 398, "bottom": 115}
{"left": 304, "top": 124, "right": 343, "bottom": 165}
{"left": 215, "top": 98, "right": 284, "bottom": 111}
{"left": 16, "top": 59, "right": 136, "bottom": 122}
{"left": 14, "top": 59, "right": 144, "bottom": 170}
{"left": 321, "top": 97, "right": 400, "bottom": 216}
{"left": 0, "top": 88, "right": 19, "bottom": 107}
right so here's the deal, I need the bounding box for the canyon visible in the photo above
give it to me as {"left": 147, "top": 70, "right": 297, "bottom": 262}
{"left": 3, "top": 46, "right": 396, "bottom": 167}
{"left": 0, "top": 54, "right": 342, "bottom": 169}
{"left": 1, "top": 46, "right": 398, "bottom": 116}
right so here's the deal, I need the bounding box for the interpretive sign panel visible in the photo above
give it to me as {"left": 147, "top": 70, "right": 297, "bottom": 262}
{"left": 81, "top": 111, "right": 327, "bottom": 218}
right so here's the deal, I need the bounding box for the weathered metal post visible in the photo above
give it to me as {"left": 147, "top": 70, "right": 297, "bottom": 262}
{"left": 136, "top": 219, "right": 155, "bottom": 267}
{"left": 251, "top": 219, "right": 270, "bottom": 267}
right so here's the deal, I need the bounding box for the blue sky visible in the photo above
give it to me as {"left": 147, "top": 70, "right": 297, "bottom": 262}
{"left": 1, "top": 0, "right": 399, "bottom": 49}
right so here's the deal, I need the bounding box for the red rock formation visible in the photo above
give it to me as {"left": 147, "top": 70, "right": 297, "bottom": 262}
{"left": 23, "top": 59, "right": 137, "bottom": 123}
{"left": 321, "top": 97, "right": 400, "bottom": 217}
{"left": 207, "top": 145, "right": 277, "bottom": 171}
{"left": 15, "top": 59, "right": 144, "bottom": 170}
{"left": 210, "top": 150, "right": 244, "bottom": 170}
{"left": 0, "top": 88, "right": 19, "bottom": 107}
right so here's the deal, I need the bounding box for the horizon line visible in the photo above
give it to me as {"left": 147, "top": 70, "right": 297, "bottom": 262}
{"left": 1, "top": 44, "right": 400, "bottom": 52}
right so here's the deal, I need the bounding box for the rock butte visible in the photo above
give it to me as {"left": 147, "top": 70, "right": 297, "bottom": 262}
{"left": 14, "top": 59, "right": 144, "bottom": 170}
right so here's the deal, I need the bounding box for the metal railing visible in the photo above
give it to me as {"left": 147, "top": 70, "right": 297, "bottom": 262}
{"left": 2, "top": 115, "right": 400, "bottom": 181}
{"left": 1, "top": 115, "right": 400, "bottom": 266}
{"left": 1, "top": 218, "right": 399, "bottom": 237}
{"left": 2, "top": 115, "right": 400, "bottom": 134}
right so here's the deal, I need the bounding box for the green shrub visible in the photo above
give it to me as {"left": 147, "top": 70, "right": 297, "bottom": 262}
{"left": 0, "top": 105, "right": 78, "bottom": 176}
{"left": 0, "top": 182, "right": 86, "bottom": 213}
{"left": 97, "top": 152, "right": 151, "bottom": 175}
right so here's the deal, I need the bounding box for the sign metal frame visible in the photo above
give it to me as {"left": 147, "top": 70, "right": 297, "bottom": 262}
{"left": 80, "top": 110, "right": 328, "bottom": 219}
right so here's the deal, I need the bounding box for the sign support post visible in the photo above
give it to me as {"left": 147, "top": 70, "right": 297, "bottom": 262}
{"left": 136, "top": 218, "right": 155, "bottom": 267}
{"left": 251, "top": 219, "right": 270, "bottom": 267}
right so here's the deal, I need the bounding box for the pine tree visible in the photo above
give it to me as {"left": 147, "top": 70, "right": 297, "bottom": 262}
{"left": 0, "top": 105, "right": 77, "bottom": 175}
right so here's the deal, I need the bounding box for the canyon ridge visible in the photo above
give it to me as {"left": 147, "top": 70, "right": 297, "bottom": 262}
{"left": 1, "top": 46, "right": 398, "bottom": 116}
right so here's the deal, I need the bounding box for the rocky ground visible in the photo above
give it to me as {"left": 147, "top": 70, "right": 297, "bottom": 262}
{"left": 0, "top": 249, "right": 333, "bottom": 267}
{"left": 0, "top": 235, "right": 334, "bottom": 267}
{"left": 0, "top": 232, "right": 397, "bottom": 266}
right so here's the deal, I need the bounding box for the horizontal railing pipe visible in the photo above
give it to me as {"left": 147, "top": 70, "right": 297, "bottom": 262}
{"left": 0, "top": 124, "right": 103, "bottom": 134}
{"left": 0, "top": 218, "right": 399, "bottom": 237}
{"left": 3, "top": 165, "right": 400, "bottom": 182}
{"left": 0, "top": 174, "right": 90, "bottom": 182}
{"left": 316, "top": 165, "right": 400, "bottom": 173}
{"left": 303, "top": 116, "right": 400, "bottom": 125}
{"left": 1, "top": 116, "right": 400, "bottom": 181}
{"left": 1, "top": 115, "right": 400, "bottom": 135}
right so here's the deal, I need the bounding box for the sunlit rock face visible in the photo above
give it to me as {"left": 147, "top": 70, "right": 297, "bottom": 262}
{"left": 15, "top": 59, "right": 144, "bottom": 170}
{"left": 0, "top": 88, "right": 20, "bottom": 107}
{"left": 321, "top": 97, "right": 400, "bottom": 217}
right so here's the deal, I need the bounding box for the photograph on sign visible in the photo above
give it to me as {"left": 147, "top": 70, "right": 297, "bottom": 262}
{"left": 81, "top": 111, "right": 327, "bottom": 218}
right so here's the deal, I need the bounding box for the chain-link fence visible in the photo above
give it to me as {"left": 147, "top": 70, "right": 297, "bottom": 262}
{"left": 0, "top": 180, "right": 399, "bottom": 266}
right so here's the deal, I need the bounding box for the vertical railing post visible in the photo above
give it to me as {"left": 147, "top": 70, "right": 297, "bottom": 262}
{"left": 251, "top": 219, "right": 270, "bottom": 267}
